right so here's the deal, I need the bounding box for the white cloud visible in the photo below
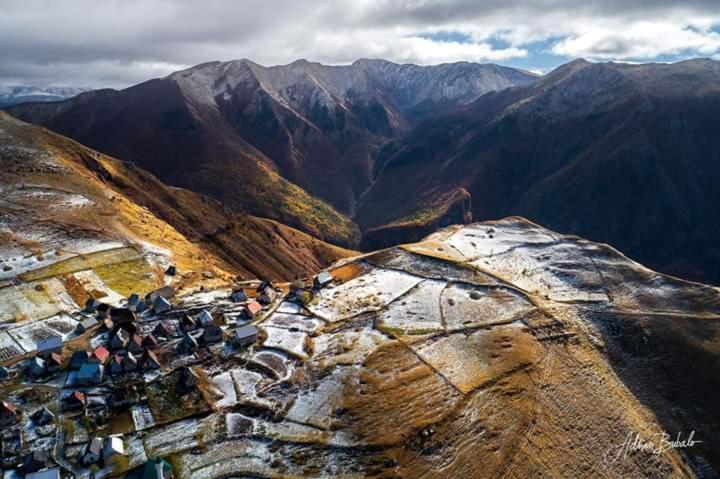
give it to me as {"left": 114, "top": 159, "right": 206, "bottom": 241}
{"left": 552, "top": 21, "right": 720, "bottom": 59}
{"left": 1, "top": 0, "right": 720, "bottom": 87}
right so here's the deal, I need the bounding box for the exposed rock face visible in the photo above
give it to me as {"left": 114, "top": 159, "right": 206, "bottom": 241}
{"left": 145, "top": 217, "right": 718, "bottom": 478}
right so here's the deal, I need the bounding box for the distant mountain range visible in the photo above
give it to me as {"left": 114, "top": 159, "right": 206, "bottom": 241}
{"left": 7, "top": 57, "right": 720, "bottom": 284}
{"left": 0, "top": 85, "right": 88, "bottom": 107}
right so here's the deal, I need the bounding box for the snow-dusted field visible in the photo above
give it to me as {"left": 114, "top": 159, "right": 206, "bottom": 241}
{"left": 441, "top": 283, "right": 536, "bottom": 330}
{"left": 285, "top": 366, "right": 354, "bottom": 429}
{"left": 211, "top": 371, "right": 237, "bottom": 408}
{"left": 0, "top": 277, "right": 78, "bottom": 323}
{"left": 8, "top": 313, "right": 77, "bottom": 352}
{"left": 309, "top": 268, "right": 423, "bottom": 321}
{"left": 0, "top": 331, "right": 24, "bottom": 362}
{"left": 261, "top": 326, "right": 309, "bottom": 359}
{"left": 440, "top": 222, "right": 557, "bottom": 259}
{"left": 312, "top": 326, "right": 390, "bottom": 367}
{"left": 376, "top": 279, "right": 446, "bottom": 334}
{"left": 262, "top": 311, "right": 324, "bottom": 333}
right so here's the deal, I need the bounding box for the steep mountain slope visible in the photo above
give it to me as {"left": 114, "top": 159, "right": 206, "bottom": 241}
{"left": 357, "top": 59, "right": 720, "bottom": 285}
{"left": 0, "top": 112, "right": 353, "bottom": 285}
{"left": 6, "top": 59, "right": 536, "bottom": 239}
{"left": 0, "top": 85, "right": 88, "bottom": 107}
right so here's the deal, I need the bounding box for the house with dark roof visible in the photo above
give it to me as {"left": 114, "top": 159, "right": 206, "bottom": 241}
{"left": 123, "top": 352, "right": 139, "bottom": 372}
{"left": 70, "top": 351, "right": 91, "bottom": 370}
{"left": 129, "top": 457, "right": 173, "bottom": 479}
{"left": 36, "top": 336, "right": 62, "bottom": 358}
{"left": 233, "top": 325, "right": 258, "bottom": 348}
{"left": 129, "top": 334, "right": 144, "bottom": 354}
{"left": 62, "top": 391, "right": 86, "bottom": 412}
{"left": 128, "top": 293, "right": 140, "bottom": 307}
{"left": 181, "top": 315, "right": 198, "bottom": 332}
{"left": 143, "top": 351, "right": 161, "bottom": 370}
{"left": 83, "top": 436, "right": 104, "bottom": 465}
{"left": 110, "top": 307, "right": 137, "bottom": 324}
{"left": 146, "top": 285, "right": 175, "bottom": 303}
{"left": 28, "top": 357, "right": 46, "bottom": 378}
{"left": 84, "top": 297, "right": 100, "bottom": 313}
{"left": 77, "top": 363, "right": 104, "bottom": 385}
{"left": 196, "top": 309, "right": 214, "bottom": 326}
{"left": 96, "top": 302, "right": 111, "bottom": 319}
{"left": 143, "top": 334, "right": 159, "bottom": 349}
{"left": 230, "top": 289, "right": 247, "bottom": 303}
{"left": 22, "top": 449, "right": 51, "bottom": 473}
{"left": 46, "top": 352, "right": 63, "bottom": 374}
{"left": 153, "top": 296, "right": 172, "bottom": 314}
{"left": 0, "top": 401, "right": 17, "bottom": 426}
{"left": 31, "top": 407, "right": 55, "bottom": 426}
{"left": 258, "top": 286, "right": 277, "bottom": 305}
{"left": 110, "top": 355, "right": 124, "bottom": 375}
{"left": 76, "top": 316, "right": 98, "bottom": 334}
{"left": 0, "top": 366, "right": 8, "bottom": 381}
{"left": 111, "top": 329, "right": 130, "bottom": 350}
{"left": 176, "top": 334, "right": 199, "bottom": 354}
{"left": 202, "top": 324, "right": 223, "bottom": 344}
{"left": 153, "top": 321, "right": 174, "bottom": 338}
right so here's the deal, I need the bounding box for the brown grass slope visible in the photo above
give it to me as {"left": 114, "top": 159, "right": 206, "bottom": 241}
{"left": 6, "top": 79, "right": 360, "bottom": 246}
{"left": 0, "top": 112, "right": 353, "bottom": 281}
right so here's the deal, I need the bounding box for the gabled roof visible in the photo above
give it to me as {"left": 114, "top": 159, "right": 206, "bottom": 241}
{"left": 153, "top": 296, "right": 172, "bottom": 313}
{"left": 235, "top": 325, "right": 258, "bottom": 339}
{"left": 115, "top": 328, "right": 130, "bottom": 342}
{"left": 105, "top": 435, "right": 125, "bottom": 456}
{"left": 244, "top": 300, "right": 262, "bottom": 316}
{"left": 79, "top": 317, "right": 98, "bottom": 329}
{"left": 145, "top": 350, "right": 161, "bottom": 367}
{"left": 196, "top": 310, "right": 214, "bottom": 325}
{"left": 93, "top": 345, "right": 110, "bottom": 362}
{"left": 36, "top": 335, "right": 62, "bottom": 351}
{"left": 230, "top": 289, "right": 247, "bottom": 302}
{"left": 70, "top": 350, "right": 91, "bottom": 367}
{"left": 314, "top": 271, "right": 333, "bottom": 287}
{"left": 78, "top": 362, "right": 103, "bottom": 379}
{"left": 88, "top": 436, "right": 104, "bottom": 455}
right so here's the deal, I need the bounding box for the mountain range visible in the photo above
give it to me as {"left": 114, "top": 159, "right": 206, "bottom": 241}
{"left": 0, "top": 85, "right": 88, "bottom": 107}
{"left": 7, "top": 57, "right": 720, "bottom": 284}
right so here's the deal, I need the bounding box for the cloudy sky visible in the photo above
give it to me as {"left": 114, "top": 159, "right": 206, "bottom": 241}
{"left": 2, "top": 0, "right": 720, "bottom": 88}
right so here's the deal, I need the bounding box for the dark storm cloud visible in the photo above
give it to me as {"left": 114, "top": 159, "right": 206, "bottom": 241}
{"left": 1, "top": 0, "right": 719, "bottom": 87}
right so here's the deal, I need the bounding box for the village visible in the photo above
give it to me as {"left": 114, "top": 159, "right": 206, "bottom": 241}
{"left": 0, "top": 260, "right": 336, "bottom": 479}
